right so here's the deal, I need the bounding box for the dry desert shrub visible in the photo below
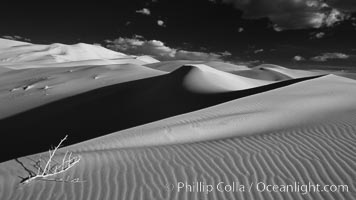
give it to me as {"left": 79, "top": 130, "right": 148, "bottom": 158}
{"left": 18, "top": 135, "right": 81, "bottom": 184}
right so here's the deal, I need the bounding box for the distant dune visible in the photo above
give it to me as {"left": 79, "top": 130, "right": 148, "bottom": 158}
{"left": 0, "top": 39, "right": 355, "bottom": 200}
{"left": 0, "top": 38, "right": 159, "bottom": 69}
{"left": 146, "top": 60, "right": 249, "bottom": 72}
{"left": 0, "top": 38, "right": 30, "bottom": 48}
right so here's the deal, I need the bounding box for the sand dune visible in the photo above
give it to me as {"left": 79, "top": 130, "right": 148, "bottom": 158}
{"left": 0, "top": 63, "right": 320, "bottom": 161}
{"left": 0, "top": 57, "right": 158, "bottom": 69}
{"left": 146, "top": 60, "right": 249, "bottom": 72}
{"left": 0, "top": 39, "right": 159, "bottom": 69}
{"left": 232, "top": 68, "right": 292, "bottom": 81}
{"left": 0, "top": 63, "right": 165, "bottom": 119}
{"left": 0, "top": 38, "right": 30, "bottom": 49}
{"left": 59, "top": 74, "right": 356, "bottom": 151}
{"left": 176, "top": 64, "right": 272, "bottom": 92}
{"left": 0, "top": 75, "right": 355, "bottom": 200}
{"left": 0, "top": 39, "right": 355, "bottom": 200}
{"left": 146, "top": 61, "right": 323, "bottom": 82}
{"left": 254, "top": 64, "right": 324, "bottom": 79}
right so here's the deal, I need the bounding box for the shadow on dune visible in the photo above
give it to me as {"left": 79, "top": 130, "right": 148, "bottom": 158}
{"left": 0, "top": 65, "right": 323, "bottom": 162}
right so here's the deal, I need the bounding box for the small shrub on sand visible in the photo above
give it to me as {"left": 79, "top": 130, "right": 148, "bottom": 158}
{"left": 19, "top": 135, "right": 81, "bottom": 184}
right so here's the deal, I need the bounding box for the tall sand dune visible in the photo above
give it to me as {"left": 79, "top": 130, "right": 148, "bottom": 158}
{"left": 177, "top": 64, "right": 272, "bottom": 92}
{"left": 0, "top": 64, "right": 319, "bottom": 161}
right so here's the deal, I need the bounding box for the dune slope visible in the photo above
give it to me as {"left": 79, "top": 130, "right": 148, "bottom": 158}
{"left": 0, "top": 64, "right": 165, "bottom": 119}
{"left": 0, "top": 64, "right": 319, "bottom": 161}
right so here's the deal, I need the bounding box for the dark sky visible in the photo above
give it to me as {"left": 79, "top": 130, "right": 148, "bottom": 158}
{"left": 1, "top": 0, "right": 356, "bottom": 67}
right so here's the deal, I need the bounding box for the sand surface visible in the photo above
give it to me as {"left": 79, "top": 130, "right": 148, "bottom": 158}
{"left": 0, "top": 39, "right": 355, "bottom": 200}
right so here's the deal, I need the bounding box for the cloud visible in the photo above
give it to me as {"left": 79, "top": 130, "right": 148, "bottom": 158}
{"left": 253, "top": 49, "right": 264, "bottom": 54}
{"left": 136, "top": 8, "right": 151, "bottom": 15}
{"left": 310, "top": 31, "right": 325, "bottom": 39}
{"left": 293, "top": 55, "right": 306, "bottom": 61}
{"left": 2, "top": 35, "right": 31, "bottom": 42}
{"left": 157, "top": 20, "right": 165, "bottom": 27}
{"left": 311, "top": 52, "right": 350, "bottom": 61}
{"left": 222, "top": 0, "right": 355, "bottom": 30}
{"left": 105, "top": 37, "right": 231, "bottom": 61}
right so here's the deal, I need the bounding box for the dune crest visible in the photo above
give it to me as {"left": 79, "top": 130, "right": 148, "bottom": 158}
{"left": 254, "top": 64, "right": 324, "bottom": 78}
{"left": 146, "top": 60, "right": 249, "bottom": 72}
{"left": 0, "top": 38, "right": 30, "bottom": 49}
{"left": 177, "top": 64, "right": 272, "bottom": 92}
{"left": 0, "top": 39, "right": 159, "bottom": 69}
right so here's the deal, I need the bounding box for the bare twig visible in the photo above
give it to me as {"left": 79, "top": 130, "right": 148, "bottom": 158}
{"left": 20, "top": 135, "right": 81, "bottom": 184}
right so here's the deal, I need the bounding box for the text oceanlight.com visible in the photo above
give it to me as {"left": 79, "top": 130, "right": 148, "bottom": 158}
{"left": 172, "top": 182, "right": 349, "bottom": 195}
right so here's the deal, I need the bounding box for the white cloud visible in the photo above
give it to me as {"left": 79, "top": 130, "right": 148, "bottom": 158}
{"left": 324, "top": 9, "right": 344, "bottom": 27}
{"left": 136, "top": 8, "right": 151, "bottom": 15}
{"left": 315, "top": 32, "right": 325, "bottom": 39}
{"left": 311, "top": 52, "right": 350, "bottom": 62}
{"left": 273, "top": 24, "right": 283, "bottom": 32}
{"left": 222, "top": 0, "right": 352, "bottom": 30}
{"left": 157, "top": 20, "right": 165, "bottom": 27}
{"left": 293, "top": 55, "right": 305, "bottom": 61}
{"left": 310, "top": 31, "right": 325, "bottom": 39}
{"left": 105, "top": 37, "right": 231, "bottom": 61}
{"left": 254, "top": 49, "right": 264, "bottom": 54}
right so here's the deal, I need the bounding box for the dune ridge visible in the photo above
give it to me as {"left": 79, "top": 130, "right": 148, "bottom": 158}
{"left": 0, "top": 108, "right": 355, "bottom": 200}
{"left": 0, "top": 39, "right": 159, "bottom": 69}
{"left": 0, "top": 38, "right": 30, "bottom": 49}
{"left": 178, "top": 64, "right": 272, "bottom": 92}
{"left": 146, "top": 60, "right": 250, "bottom": 72}
{"left": 254, "top": 64, "right": 323, "bottom": 79}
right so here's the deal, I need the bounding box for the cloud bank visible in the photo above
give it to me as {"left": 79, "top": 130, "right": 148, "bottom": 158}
{"left": 311, "top": 52, "right": 350, "bottom": 61}
{"left": 222, "top": 0, "right": 356, "bottom": 30}
{"left": 105, "top": 37, "right": 231, "bottom": 61}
